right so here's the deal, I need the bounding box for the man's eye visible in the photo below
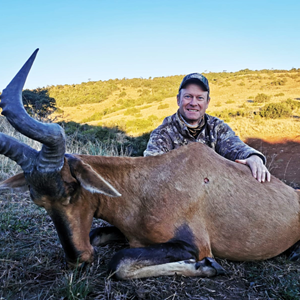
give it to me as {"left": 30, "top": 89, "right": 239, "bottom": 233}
{"left": 184, "top": 95, "right": 191, "bottom": 99}
{"left": 197, "top": 97, "right": 204, "bottom": 101}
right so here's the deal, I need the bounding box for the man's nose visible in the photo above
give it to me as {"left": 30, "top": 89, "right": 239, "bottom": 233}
{"left": 190, "top": 96, "right": 198, "bottom": 105}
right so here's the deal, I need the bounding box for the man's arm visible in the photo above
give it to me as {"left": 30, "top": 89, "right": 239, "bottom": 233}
{"left": 214, "top": 121, "right": 271, "bottom": 183}
{"left": 143, "top": 129, "right": 173, "bottom": 157}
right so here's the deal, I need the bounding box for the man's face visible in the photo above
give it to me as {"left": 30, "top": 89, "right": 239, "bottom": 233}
{"left": 177, "top": 83, "right": 210, "bottom": 126}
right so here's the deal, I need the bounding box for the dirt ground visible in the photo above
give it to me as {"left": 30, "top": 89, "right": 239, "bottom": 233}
{"left": 245, "top": 136, "right": 300, "bottom": 189}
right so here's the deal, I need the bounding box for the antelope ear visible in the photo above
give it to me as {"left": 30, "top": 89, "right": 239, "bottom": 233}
{"left": 72, "top": 161, "right": 121, "bottom": 197}
{"left": 0, "top": 173, "right": 28, "bottom": 192}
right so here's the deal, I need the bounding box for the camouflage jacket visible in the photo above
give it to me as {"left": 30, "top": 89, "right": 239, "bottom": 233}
{"left": 144, "top": 111, "right": 265, "bottom": 163}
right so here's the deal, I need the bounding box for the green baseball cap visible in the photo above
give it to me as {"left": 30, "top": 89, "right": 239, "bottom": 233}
{"left": 179, "top": 73, "right": 210, "bottom": 94}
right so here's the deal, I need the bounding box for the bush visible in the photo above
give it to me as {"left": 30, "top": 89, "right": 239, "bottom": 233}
{"left": 259, "top": 103, "right": 292, "bottom": 119}
{"left": 286, "top": 98, "right": 300, "bottom": 110}
{"left": 124, "top": 107, "right": 140, "bottom": 116}
{"left": 225, "top": 99, "right": 234, "bottom": 104}
{"left": 157, "top": 103, "right": 170, "bottom": 110}
{"left": 119, "top": 91, "right": 127, "bottom": 98}
{"left": 210, "top": 109, "right": 247, "bottom": 120}
{"left": 22, "top": 89, "right": 57, "bottom": 119}
{"left": 58, "top": 121, "right": 150, "bottom": 156}
{"left": 274, "top": 93, "right": 285, "bottom": 97}
{"left": 270, "top": 78, "right": 287, "bottom": 86}
{"left": 254, "top": 93, "right": 271, "bottom": 104}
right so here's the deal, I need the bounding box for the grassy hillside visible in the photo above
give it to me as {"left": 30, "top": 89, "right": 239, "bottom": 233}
{"left": 46, "top": 69, "right": 300, "bottom": 138}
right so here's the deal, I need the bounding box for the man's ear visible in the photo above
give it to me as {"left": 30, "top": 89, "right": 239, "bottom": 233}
{"left": 177, "top": 94, "right": 180, "bottom": 106}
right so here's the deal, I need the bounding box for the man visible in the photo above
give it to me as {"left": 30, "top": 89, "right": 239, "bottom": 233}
{"left": 144, "top": 73, "right": 271, "bottom": 183}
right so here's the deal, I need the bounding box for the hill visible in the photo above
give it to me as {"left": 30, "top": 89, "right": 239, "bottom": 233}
{"left": 41, "top": 69, "right": 300, "bottom": 139}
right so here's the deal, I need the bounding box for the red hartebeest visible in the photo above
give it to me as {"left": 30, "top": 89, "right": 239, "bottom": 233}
{"left": 0, "top": 50, "right": 300, "bottom": 279}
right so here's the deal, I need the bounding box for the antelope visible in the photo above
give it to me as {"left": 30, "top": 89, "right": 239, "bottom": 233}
{"left": 0, "top": 49, "right": 300, "bottom": 280}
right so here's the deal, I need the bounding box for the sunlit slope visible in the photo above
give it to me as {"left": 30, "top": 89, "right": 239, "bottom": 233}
{"left": 51, "top": 69, "right": 300, "bottom": 137}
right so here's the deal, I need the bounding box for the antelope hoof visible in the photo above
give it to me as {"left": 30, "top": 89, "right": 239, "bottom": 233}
{"left": 195, "top": 257, "right": 226, "bottom": 276}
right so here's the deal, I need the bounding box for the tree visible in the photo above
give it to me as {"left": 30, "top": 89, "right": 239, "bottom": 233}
{"left": 22, "top": 88, "right": 57, "bottom": 120}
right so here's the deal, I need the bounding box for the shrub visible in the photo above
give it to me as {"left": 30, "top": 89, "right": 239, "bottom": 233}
{"left": 274, "top": 93, "right": 285, "bottom": 97}
{"left": 139, "top": 89, "right": 151, "bottom": 96}
{"left": 286, "top": 98, "right": 300, "bottom": 110}
{"left": 254, "top": 93, "right": 271, "bottom": 104}
{"left": 225, "top": 99, "right": 234, "bottom": 104}
{"left": 148, "top": 115, "right": 158, "bottom": 122}
{"left": 22, "top": 89, "right": 57, "bottom": 119}
{"left": 222, "top": 82, "right": 231, "bottom": 87}
{"left": 270, "top": 78, "right": 287, "bottom": 86}
{"left": 58, "top": 121, "right": 149, "bottom": 156}
{"left": 119, "top": 91, "right": 127, "bottom": 98}
{"left": 124, "top": 107, "right": 140, "bottom": 116}
{"left": 259, "top": 103, "right": 292, "bottom": 119}
{"left": 210, "top": 109, "right": 247, "bottom": 120}
{"left": 157, "top": 103, "right": 170, "bottom": 110}
{"left": 81, "top": 112, "right": 105, "bottom": 122}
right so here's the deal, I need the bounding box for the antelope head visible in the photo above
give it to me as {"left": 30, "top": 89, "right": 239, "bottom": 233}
{"left": 0, "top": 50, "right": 120, "bottom": 266}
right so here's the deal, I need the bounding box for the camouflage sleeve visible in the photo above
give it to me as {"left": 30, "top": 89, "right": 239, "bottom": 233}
{"left": 143, "top": 129, "right": 173, "bottom": 157}
{"left": 215, "top": 121, "right": 266, "bottom": 164}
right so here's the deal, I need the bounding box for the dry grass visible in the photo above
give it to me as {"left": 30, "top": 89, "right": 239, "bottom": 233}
{"left": 1, "top": 192, "right": 300, "bottom": 299}
{"left": 1, "top": 100, "right": 300, "bottom": 298}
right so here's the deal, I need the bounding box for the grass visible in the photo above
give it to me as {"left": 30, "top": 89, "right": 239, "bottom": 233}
{"left": 0, "top": 121, "right": 300, "bottom": 299}
{"left": 52, "top": 69, "right": 300, "bottom": 138}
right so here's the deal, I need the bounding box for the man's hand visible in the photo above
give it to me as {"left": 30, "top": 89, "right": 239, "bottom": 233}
{"left": 235, "top": 155, "right": 271, "bottom": 183}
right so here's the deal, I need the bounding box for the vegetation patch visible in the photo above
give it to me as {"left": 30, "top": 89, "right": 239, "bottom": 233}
{"left": 254, "top": 93, "right": 271, "bottom": 104}
{"left": 157, "top": 103, "right": 170, "bottom": 110}
{"left": 259, "top": 102, "right": 292, "bottom": 119}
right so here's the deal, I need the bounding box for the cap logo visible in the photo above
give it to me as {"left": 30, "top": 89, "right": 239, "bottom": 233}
{"left": 189, "top": 74, "right": 203, "bottom": 80}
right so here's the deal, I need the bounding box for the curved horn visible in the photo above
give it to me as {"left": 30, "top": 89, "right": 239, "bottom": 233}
{"left": 0, "top": 49, "right": 65, "bottom": 172}
{"left": 0, "top": 133, "right": 38, "bottom": 171}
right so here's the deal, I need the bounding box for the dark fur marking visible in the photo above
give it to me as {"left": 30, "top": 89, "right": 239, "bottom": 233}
{"left": 26, "top": 168, "right": 66, "bottom": 199}
{"left": 49, "top": 208, "right": 81, "bottom": 263}
{"left": 108, "top": 224, "right": 199, "bottom": 278}
{"left": 89, "top": 226, "right": 127, "bottom": 246}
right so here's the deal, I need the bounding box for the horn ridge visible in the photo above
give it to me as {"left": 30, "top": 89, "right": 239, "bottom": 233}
{"left": 0, "top": 132, "right": 38, "bottom": 171}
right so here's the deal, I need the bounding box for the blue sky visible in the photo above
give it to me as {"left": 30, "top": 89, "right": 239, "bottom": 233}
{"left": 1, "top": 0, "right": 299, "bottom": 89}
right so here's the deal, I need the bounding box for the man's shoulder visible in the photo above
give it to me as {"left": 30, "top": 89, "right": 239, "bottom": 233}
{"left": 204, "top": 114, "right": 228, "bottom": 129}
{"left": 205, "top": 114, "right": 224, "bottom": 125}
{"left": 151, "top": 113, "right": 178, "bottom": 134}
